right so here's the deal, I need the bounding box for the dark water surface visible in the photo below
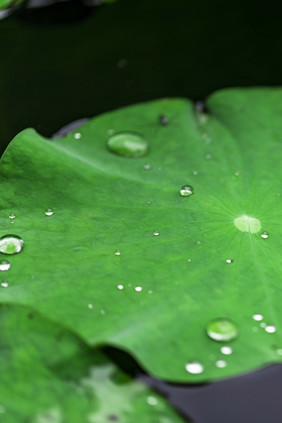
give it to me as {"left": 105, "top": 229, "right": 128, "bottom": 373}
{"left": 1, "top": 0, "right": 282, "bottom": 422}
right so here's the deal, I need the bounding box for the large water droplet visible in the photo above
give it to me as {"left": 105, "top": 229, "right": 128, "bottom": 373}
{"left": 45, "top": 208, "right": 54, "bottom": 216}
{"left": 0, "top": 235, "right": 24, "bottom": 255}
{"left": 180, "top": 185, "right": 194, "bottom": 197}
{"left": 260, "top": 231, "right": 269, "bottom": 239}
{"left": 206, "top": 318, "right": 238, "bottom": 342}
{"left": 234, "top": 215, "right": 261, "bottom": 233}
{"left": 135, "top": 286, "right": 142, "bottom": 292}
{"left": 107, "top": 132, "right": 149, "bottom": 158}
{"left": 185, "top": 361, "right": 204, "bottom": 374}
{"left": 0, "top": 260, "right": 10, "bottom": 271}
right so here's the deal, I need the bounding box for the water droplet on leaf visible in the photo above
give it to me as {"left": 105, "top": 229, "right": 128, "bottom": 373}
{"left": 135, "top": 286, "right": 142, "bottom": 292}
{"left": 88, "top": 304, "right": 93, "bottom": 309}
{"left": 1, "top": 281, "right": 8, "bottom": 288}
{"left": 45, "top": 208, "right": 54, "bottom": 216}
{"left": 215, "top": 359, "right": 227, "bottom": 368}
{"left": 107, "top": 132, "right": 149, "bottom": 158}
{"left": 0, "top": 235, "right": 24, "bottom": 255}
{"left": 265, "top": 325, "right": 276, "bottom": 333}
{"left": 206, "top": 318, "right": 238, "bottom": 342}
{"left": 117, "top": 284, "right": 124, "bottom": 290}
{"left": 253, "top": 314, "right": 263, "bottom": 321}
{"left": 260, "top": 231, "right": 269, "bottom": 239}
{"left": 114, "top": 250, "right": 121, "bottom": 256}
{"left": 220, "top": 346, "right": 233, "bottom": 355}
{"left": 0, "top": 260, "right": 10, "bottom": 271}
{"left": 185, "top": 361, "right": 204, "bottom": 374}
{"left": 153, "top": 230, "right": 160, "bottom": 236}
{"left": 74, "top": 132, "right": 81, "bottom": 140}
{"left": 147, "top": 396, "right": 158, "bottom": 406}
{"left": 226, "top": 259, "right": 233, "bottom": 264}
{"left": 9, "top": 213, "right": 16, "bottom": 219}
{"left": 180, "top": 185, "right": 193, "bottom": 197}
{"left": 143, "top": 163, "right": 152, "bottom": 170}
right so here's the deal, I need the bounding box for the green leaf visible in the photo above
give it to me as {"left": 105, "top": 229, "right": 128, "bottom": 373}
{"left": 0, "top": 0, "right": 22, "bottom": 11}
{"left": 1, "top": 88, "right": 282, "bottom": 383}
{"left": 0, "top": 305, "right": 186, "bottom": 422}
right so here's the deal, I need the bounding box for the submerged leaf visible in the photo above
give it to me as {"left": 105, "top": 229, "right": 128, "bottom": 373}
{"left": 0, "top": 305, "right": 185, "bottom": 422}
{"left": 1, "top": 89, "right": 282, "bottom": 382}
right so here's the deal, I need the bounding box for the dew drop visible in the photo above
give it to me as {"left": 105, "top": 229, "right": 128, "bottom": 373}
{"left": 220, "top": 346, "right": 233, "bottom": 355}
{"left": 9, "top": 213, "right": 16, "bottom": 219}
{"left": 117, "top": 284, "right": 124, "bottom": 290}
{"left": 88, "top": 304, "right": 93, "bottom": 309}
{"left": 187, "top": 258, "right": 192, "bottom": 262}
{"left": 107, "top": 132, "right": 149, "bottom": 158}
{"left": 100, "top": 309, "right": 106, "bottom": 315}
{"left": 0, "top": 260, "right": 10, "bottom": 271}
{"left": 226, "top": 259, "right": 233, "bottom": 264}
{"left": 253, "top": 314, "right": 263, "bottom": 321}
{"left": 0, "top": 235, "right": 24, "bottom": 255}
{"left": 148, "top": 290, "right": 153, "bottom": 294}
{"left": 234, "top": 171, "right": 240, "bottom": 176}
{"left": 206, "top": 318, "right": 238, "bottom": 342}
{"left": 74, "top": 132, "right": 81, "bottom": 140}
{"left": 159, "top": 114, "right": 169, "bottom": 125}
{"left": 215, "top": 359, "right": 227, "bottom": 368}
{"left": 135, "top": 286, "right": 142, "bottom": 292}
{"left": 45, "top": 208, "right": 54, "bottom": 216}
{"left": 260, "top": 322, "right": 266, "bottom": 328}
{"left": 180, "top": 185, "right": 194, "bottom": 197}
{"left": 265, "top": 325, "right": 276, "bottom": 333}
{"left": 114, "top": 250, "right": 121, "bottom": 256}
{"left": 143, "top": 163, "right": 152, "bottom": 170}
{"left": 260, "top": 231, "right": 269, "bottom": 239}
{"left": 153, "top": 230, "right": 160, "bottom": 236}
{"left": 185, "top": 361, "right": 204, "bottom": 374}
{"left": 1, "top": 281, "right": 8, "bottom": 288}
{"left": 147, "top": 396, "right": 158, "bottom": 406}
{"left": 193, "top": 170, "right": 198, "bottom": 176}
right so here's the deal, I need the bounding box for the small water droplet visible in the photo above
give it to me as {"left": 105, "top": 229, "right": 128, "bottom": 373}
{"left": 117, "top": 284, "right": 124, "bottom": 290}
{"left": 88, "top": 304, "right": 93, "bottom": 309}
{"left": 100, "top": 309, "right": 106, "bottom": 315}
{"left": 206, "top": 318, "right": 238, "bottom": 342}
{"left": 107, "top": 132, "right": 149, "bottom": 158}
{"left": 226, "top": 259, "right": 233, "bottom": 264}
{"left": 193, "top": 170, "right": 198, "bottom": 176}
{"left": 143, "top": 163, "right": 152, "bottom": 170}
{"left": 265, "top": 325, "right": 276, "bottom": 333}
{"left": 205, "top": 153, "right": 212, "bottom": 160}
{"left": 185, "top": 361, "right": 204, "bottom": 374}
{"left": 147, "top": 396, "right": 158, "bottom": 406}
{"left": 234, "top": 171, "right": 240, "bottom": 176}
{"left": 114, "top": 250, "right": 121, "bottom": 256}
{"left": 0, "top": 235, "right": 24, "bottom": 255}
{"left": 159, "top": 114, "right": 169, "bottom": 125}
{"left": 74, "top": 132, "right": 81, "bottom": 140}
{"left": 215, "top": 359, "right": 227, "bottom": 368}
{"left": 277, "top": 349, "right": 282, "bottom": 355}
{"left": 9, "top": 213, "right": 16, "bottom": 219}
{"left": 260, "top": 231, "right": 269, "bottom": 239}
{"left": 1, "top": 281, "right": 8, "bottom": 288}
{"left": 153, "top": 230, "right": 160, "bottom": 236}
{"left": 260, "top": 322, "right": 266, "bottom": 328}
{"left": 187, "top": 258, "right": 192, "bottom": 262}
{"left": 220, "top": 346, "right": 233, "bottom": 355}
{"left": 45, "top": 208, "right": 54, "bottom": 216}
{"left": 0, "top": 260, "right": 10, "bottom": 271}
{"left": 253, "top": 314, "right": 263, "bottom": 321}
{"left": 148, "top": 290, "right": 153, "bottom": 294}
{"left": 180, "top": 185, "right": 194, "bottom": 197}
{"left": 196, "top": 240, "right": 201, "bottom": 245}
{"left": 135, "top": 286, "right": 142, "bottom": 292}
